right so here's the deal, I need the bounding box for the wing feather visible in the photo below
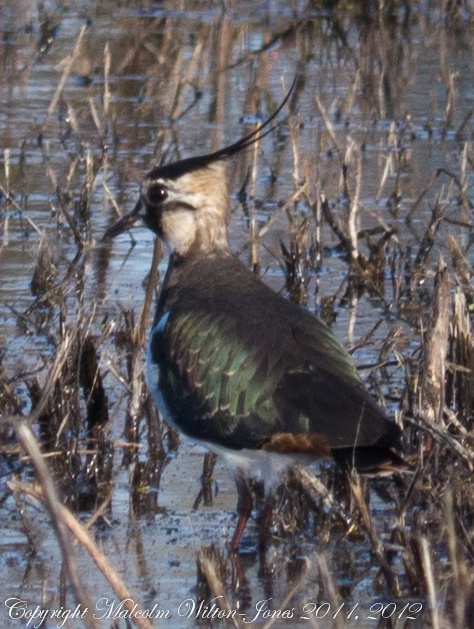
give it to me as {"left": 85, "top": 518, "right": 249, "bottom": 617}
{"left": 149, "top": 255, "right": 401, "bottom": 456}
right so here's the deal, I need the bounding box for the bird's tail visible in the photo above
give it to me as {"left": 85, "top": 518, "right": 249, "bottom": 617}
{"left": 332, "top": 446, "right": 409, "bottom": 475}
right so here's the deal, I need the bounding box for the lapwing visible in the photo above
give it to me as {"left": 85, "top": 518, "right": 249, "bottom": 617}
{"left": 104, "top": 82, "right": 403, "bottom": 552}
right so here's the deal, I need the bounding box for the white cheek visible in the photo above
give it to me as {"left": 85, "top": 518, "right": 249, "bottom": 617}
{"left": 161, "top": 210, "right": 196, "bottom": 253}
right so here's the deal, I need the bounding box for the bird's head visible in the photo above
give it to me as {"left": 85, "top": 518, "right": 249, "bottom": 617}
{"left": 107, "top": 160, "right": 231, "bottom": 256}
{"left": 103, "top": 79, "right": 296, "bottom": 257}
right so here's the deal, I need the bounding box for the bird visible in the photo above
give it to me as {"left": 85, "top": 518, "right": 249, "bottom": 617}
{"left": 104, "top": 81, "right": 403, "bottom": 552}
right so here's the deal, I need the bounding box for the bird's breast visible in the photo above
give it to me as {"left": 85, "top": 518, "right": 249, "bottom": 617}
{"left": 146, "top": 311, "right": 174, "bottom": 424}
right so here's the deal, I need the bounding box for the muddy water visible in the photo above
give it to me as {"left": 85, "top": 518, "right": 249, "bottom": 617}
{"left": 1, "top": 2, "right": 473, "bottom": 628}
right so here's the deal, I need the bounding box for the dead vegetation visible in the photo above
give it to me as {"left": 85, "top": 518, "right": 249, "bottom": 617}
{"left": 1, "top": 1, "right": 474, "bottom": 628}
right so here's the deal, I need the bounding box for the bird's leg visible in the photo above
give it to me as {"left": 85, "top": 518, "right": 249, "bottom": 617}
{"left": 258, "top": 490, "right": 275, "bottom": 552}
{"left": 230, "top": 471, "right": 253, "bottom": 552}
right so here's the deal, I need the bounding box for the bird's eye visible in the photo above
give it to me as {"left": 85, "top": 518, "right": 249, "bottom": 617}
{"left": 147, "top": 185, "right": 168, "bottom": 205}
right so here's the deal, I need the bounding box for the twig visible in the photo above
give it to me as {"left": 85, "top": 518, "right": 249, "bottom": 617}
{"left": 0, "top": 183, "right": 44, "bottom": 237}
{"left": 258, "top": 183, "right": 308, "bottom": 239}
{"left": 12, "top": 426, "right": 98, "bottom": 629}
{"left": 9, "top": 480, "right": 155, "bottom": 629}
{"left": 0, "top": 330, "right": 74, "bottom": 426}
{"left": 136, "top": 237, "right": 162, "bottom": 347}
{"left": 404, "top": 415, "right": 473, "bottom": 469}
{"left": 320, "top": 194, "right": 353, "bottom": 253}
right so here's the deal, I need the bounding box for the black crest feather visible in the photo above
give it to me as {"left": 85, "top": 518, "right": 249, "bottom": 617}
{"left": 145, "top": 77, "right": 297, "bottom": 182}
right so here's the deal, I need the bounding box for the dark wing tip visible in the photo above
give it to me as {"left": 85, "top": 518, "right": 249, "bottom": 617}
{"left": 332, "top": 446, "right": 408, "bottom": 475}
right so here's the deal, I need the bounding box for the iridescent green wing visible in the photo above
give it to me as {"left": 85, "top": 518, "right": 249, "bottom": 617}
{"left": 149, "top": 308, "right": 284, "bottom": 449}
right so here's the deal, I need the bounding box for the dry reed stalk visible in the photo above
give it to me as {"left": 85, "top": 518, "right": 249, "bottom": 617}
{"left": 445, "top": 491, "right": 473, "bottom": 628}
{"left": 258, "top": 182, "right": 308, "bottom": 238}
{"left": 262, "top": 557, "right": 312, "bottom": 629}
{"left": 361, "top": 204, "right": 400, "bottom": 247}
{"left": 143, "top": 389, "right": 165, "bottom": 460}
{"left": 413, "top": 194, "right": 446, "bottom": 270}
{"left": 19, "top": 449, "right": 107, "bottom": 462}
{"left": 314, "top": 555, "right": 346, "bottom": 629}
{"left": 249, "top": 129, "right": 260, "bottom": 273}
{"left": 456, "top": 110, "right": 473, "bottom": 141}
{"left": 150, "top": 46, "right": 185, "bottom": 130}
{"left": 169, "top": 40, "right": 203, "bottom": 123}
{"left": 89, "top": 97, "right": 103, "bottom": 139}
{"left": 449, "top": 288, "right": 474, "bottom": 420}
{"left": 375, "top": 149, "right": 394, "bottom": 202}
{"left": 8, "top": 480, "right": 155, "bottom": 629}
{"left": 103, "top": 42, "right": 111, "bottom": 118}
{"left": 46, "top": 160, "right": 83, "bottom": 245}
{"left": 441, "top": 71, "right": 458, "bottom": 137}
{"left": 11, "top": 426, "right": 98, "bottom": 629}
{"left": 292, "top": 466, "right": 349, "bottom": 526}
{"left": 102, "top": 179, "right": 123, "bottom": 220}
{"left": 193, "top": 451, "right": 217, "bottom": 509}
{"left": 282, "top": 75, "right": 300, "bottom": 184}
{"left": 136, "top": 237, "right": 162, "bottom": 348}
{"left": 11, "top": 485, "right": 38, "bottom": 556}
{"left": 404, "top": 414, "right": 473, "bottom": 468}
{"left": 120, "top": 237, "right": 163, "bottom": 464}
{"left": 41, "top": 25, "right": 86, "bottom": 132}
{"left": 2, "top": 149, "right": 10, "bottom": 245}
{"left": 66, "top": 100, "right": 79, "bottom": 135}
{"left": 122, "top": 323, "right": 145, "bottom": 464}
{"left": 0, "top": 330, "right": 75, "bottom": 428}
{"left": 458, "top": 142, "right": 469, "bottom": 220}
{"left": 448, "top": 236, "right": 473, "bottom": 301}
{"left": 394, "top": 510, "right": 424, "bottom": 593}
{"left": 65, "top": 156, "right": 79, "bottom": 189}
{"left": 0, "top": 182, "right": 43, "bottom": 237}
{"left": 350, "top": 474, "right": 400, "bottom": 595}
{"left": 347, "top": 292, "right": 358, "bottom": 348}
{"left": 420, "top": 537, "right": 440, "bottom": 629}
{"left": 405, "top": 169, "right": 444, "bottom": 222}
{"left": 315, "top": 94, "right": 341, "bottom": 155}
{"left": 421, "top": 260, "right": 450, "bottom": 425}
{"left": 196, "top": 550, "right": 242, "bottom": 628}
{"left": 319, "top": 195, "right": 353, "bottom": 254}
{"left": 342, "top": 68, "right": 360, "bottom": 115}
{"left": 79, "top": 333, "right": 109, "bottom": 434}
{"left": 406, "top": 167, "right": 465, "bottom": 223}
{"left": 3, "top": 147, "right": 9, "bottom": 191}
{"left": 30, "top": 238, "right": 58, "bottom": 297}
